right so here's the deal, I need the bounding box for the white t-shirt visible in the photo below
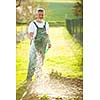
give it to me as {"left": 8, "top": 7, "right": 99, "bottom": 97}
{"left": 28, "top": 20, "right": 49, "bottom": 39}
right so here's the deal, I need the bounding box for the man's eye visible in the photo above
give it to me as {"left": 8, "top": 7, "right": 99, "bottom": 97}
{"left": 39, "top": 14, "right": 43, "bottom": 16}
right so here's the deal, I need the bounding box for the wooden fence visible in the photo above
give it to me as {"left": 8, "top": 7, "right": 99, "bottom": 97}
{"left": 66, "top": 18, "right": 83, "bottom": 45}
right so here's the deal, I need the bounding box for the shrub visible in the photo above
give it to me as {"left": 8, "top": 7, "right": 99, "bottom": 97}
{"left": 40, "top": 95, "right": 50, "bottom": 100}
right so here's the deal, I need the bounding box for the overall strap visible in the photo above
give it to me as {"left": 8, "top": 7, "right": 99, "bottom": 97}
{"left": 33, "top": 21, "right": 46, "bottom": 29}
{"left": 33, "top": 22, "right": 38, "bottom": 28}
{"left": 43, "top": 21, "right": 46, "bottom": 29}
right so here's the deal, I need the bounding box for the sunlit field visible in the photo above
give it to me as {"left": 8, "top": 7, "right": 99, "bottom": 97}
{"left": 16, "top": 26, "right": 83, "bottom": 87}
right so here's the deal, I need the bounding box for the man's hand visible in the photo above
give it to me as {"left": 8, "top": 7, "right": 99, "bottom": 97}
{"left": 48, "top": 43, "right": 51, "bottom": 48}
{"left": 28, "top": 32, "right": 34, "bottom": 40}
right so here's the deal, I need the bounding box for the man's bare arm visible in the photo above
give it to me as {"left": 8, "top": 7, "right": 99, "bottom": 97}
{"left": 28, "top": 32, "right": 34, "bottom": 40}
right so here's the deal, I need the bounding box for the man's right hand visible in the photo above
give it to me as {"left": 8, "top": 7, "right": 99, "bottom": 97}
{"left": 28, "top": 32, "right": 34, "bottom": 40}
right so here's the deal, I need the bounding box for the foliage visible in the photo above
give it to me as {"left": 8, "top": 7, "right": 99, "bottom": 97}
{"left": 40, "top": 95, "right": 50, "bottom": 100}
{"left": 73, "top": 0, "right": 83, "bottom": 17}
{"left": 16, "top": 0, "right": 48, "bottom": 24}
{"left": 49, "top": 70, "right": 62, "bottom": 79}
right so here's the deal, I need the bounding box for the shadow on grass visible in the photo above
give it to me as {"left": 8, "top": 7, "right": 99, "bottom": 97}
{"left": 16, "top": 80, "right": 28, "bottom": 100}
{"left": 16, "top": 80, "right": 40, "bottom": 100}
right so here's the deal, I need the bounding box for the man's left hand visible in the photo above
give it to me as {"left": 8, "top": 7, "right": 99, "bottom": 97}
{"left": 48, "top": 44, "right": 51, "bottom": 48}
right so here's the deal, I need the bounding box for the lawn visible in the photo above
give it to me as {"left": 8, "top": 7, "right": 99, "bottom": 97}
{"left": 16, "top": 26, "right": 83, "bottom": 87}
{"left": 44, "top": 27, "right": 83, "bottom": 77}
{"left": 16, "top": 38, "right": 30, "bottom": 85}
{"left": 16, "top": 24, "right": 28, "bottom": 35}
{"left": 46, "top": 2, "right": 75, "bottom": 23}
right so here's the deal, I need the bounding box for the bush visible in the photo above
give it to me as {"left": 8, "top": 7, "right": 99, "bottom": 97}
{"left": 40, "top": 95, "right": 50, "bottom": 100}
{"left": 49, "top": 69, "right": 62, "bottom": 80}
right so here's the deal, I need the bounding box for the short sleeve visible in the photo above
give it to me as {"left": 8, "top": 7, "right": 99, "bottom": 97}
{"left": 46, "top": 22, "right": 49, "bottom": 34}
{"left": 28, "top": 22, "right": 34, "bottom": 33}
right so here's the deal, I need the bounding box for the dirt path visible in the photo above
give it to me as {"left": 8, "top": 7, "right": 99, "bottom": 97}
{"left": 17, "top": 27, "right": 83, "bottom": 100}
{"left": 21, "top": 76, "right": 83, "bottom": 100}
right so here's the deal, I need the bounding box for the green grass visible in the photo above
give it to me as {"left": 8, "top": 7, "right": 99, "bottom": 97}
{"left": 16, "top": 26, "right": 83, "bottom": 87}
{"left": 45, "top": 2, "right": 82, "bottom": 25}
{"left": 46, "top": 2, "right": 75, "bottom": 23}
{"left": 16, "top": 27, "right": 83, "bottom": 100}
{"left": 44, "top": 27, "right": 83, "bottom": 78}
{"left": 16, "top": 39, "right": 30, "bottom": 84}
{"left": 16, "top": 24, "right": 27, "bottom": 35}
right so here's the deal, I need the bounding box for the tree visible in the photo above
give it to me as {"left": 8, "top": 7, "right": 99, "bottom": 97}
{"left": 73, "top": 0, "right": 83, "bottom": 17}
{"left": 16, "top": 0, "right": 48, "bottom": 24}
{"left": 16, "top": 0, "right": 22, "bottom": 7}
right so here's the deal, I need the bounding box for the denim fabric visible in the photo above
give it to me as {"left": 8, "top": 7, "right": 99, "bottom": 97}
{"left": 26, "top": 22, "right": 49, "bottom": 81}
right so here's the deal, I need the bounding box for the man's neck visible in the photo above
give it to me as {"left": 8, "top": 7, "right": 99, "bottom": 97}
{"left": 36, "top": 19, "right": 43, "bottom": 23}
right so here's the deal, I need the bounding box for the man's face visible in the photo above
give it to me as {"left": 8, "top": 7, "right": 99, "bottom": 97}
{"left": 37, "top": 11, "right": 44, "bottom": 19}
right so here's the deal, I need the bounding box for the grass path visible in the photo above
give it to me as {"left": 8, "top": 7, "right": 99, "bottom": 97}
{"left": 44, "top": 27, "right": 83, "bottom": 77}
{"left": 16, "top": 27, "right": 83, "bottom": 86}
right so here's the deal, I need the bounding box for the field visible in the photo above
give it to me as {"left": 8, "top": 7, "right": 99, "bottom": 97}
{"left": 16, "top": 27, "right": 83, "bottom": 87}
{"left": 17, "top": 1, "right": 78, "bottom": 26}
{"left": 46, "top": 2, "right": 75, "bottom": 23}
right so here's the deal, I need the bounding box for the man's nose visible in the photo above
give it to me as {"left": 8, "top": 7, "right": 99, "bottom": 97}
{"left": 39, "top": 15, "right": 43, "bottom": 17}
